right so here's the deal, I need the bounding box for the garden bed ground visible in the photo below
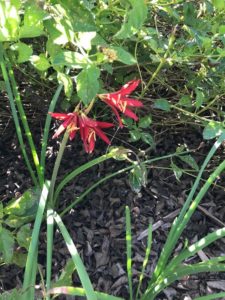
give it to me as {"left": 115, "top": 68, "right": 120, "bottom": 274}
{"left": 1, "top": 73, "right": 225, "bottom": 300}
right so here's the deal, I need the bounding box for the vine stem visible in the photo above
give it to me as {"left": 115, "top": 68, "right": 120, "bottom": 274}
{"left": 140, "top": 25, "right": 177, "bottom": 98}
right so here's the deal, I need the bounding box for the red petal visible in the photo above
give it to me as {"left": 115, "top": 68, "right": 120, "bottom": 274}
{"left": 96, "top": 121, "right": 114, "bottom": 128}
{"left": 69, "top": 130, "right": 77, "bottom": 140}
{"left": 105, "top": 102, "right": 123, "bottom": 128}
{"left": 124, "top": 108, "right": 139, "bottom": 121}
{"left": 49, "top": 112, "right": 70, "bottom": 120}
{"left": 95, "top": 127, "right": 111, "bottom": 144}
{"left": 125, "top": 98, "right": 143, "bottom": 107}
{"left": 52, "top": 117, "right": 73, "bottom": 138}
{"left": 115, "top": 79, "right": 140, "bottom": 96}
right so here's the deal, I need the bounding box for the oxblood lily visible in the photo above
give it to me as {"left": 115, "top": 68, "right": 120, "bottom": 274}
{"left": 98, "top": 79, "right": 143, "bottom": 127}
{"left": 79, "top": 114, "right": 114, "bottom": 153}
{"left": 49, "top": 112, "right": 79, "bottom": 140}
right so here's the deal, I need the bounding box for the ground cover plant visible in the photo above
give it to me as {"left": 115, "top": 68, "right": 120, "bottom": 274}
{"left": 1, "top": 0, "right": 225, "bottom": 299}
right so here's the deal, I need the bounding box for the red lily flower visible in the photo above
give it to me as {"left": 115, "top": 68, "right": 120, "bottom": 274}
{"left": 79, "top": 114, "right": 114, "bottom": 153}
{"left": 98, "top": 79, "right": 143, "bottom": 127}
{"left": 49, "top": 112, "right": 79, "bottom": 140}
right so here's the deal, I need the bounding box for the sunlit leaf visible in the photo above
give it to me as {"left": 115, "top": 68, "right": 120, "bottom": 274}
{"left": 110, "top": 46, "right": 136, "bottom": 65}
{"left": 0, "top": 1, "right": 21, "bottom": 41}
{"left": 30, "top": 54, "right": 50, "bottom": 71}
{"left": 139, "top": 115, "right": 152, "bottom": 128}
{"left": 19, "top": 4, "right": 46, "bottom": 38}
{"left": 53, "top": 51, "right": 88, "bottom": 68}
{"left": 10, "top": 42, "right": 33, "bottom": 63}
{"left": 115, "top": 0, "right": 148, "bottom": 39}
{"left": 76, "top": 66, "right": 100, "bottom": 105}
{"left": 57, "top": 72, "right": 73, "bottom": 98}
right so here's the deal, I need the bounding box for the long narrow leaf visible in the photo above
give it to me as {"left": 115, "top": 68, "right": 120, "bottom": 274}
{"left": 126, "top": 206, "right": 133, "bottom": 300}
{"left": 0, "top": 45, "right": 38, "bottom": 186}
{"left": 143, "top": 263, "right": 225, "bottom": 300}
{"left": 40, "top": 79, "right": 66, "bottom": 176}
{"left": 7, "top": 62, "right": 43, "bottom": 186}
{"left": 46, "top": 208, "right": 54, "bottom": 300}
{"left": 194, "top": 292, "right": 225, "bottom": 300}
{"left": 151, "top": 133, "right": 225, "bottom": 281}
{"left": 22, "top": 181, "right": 50, "bottom": 299}
{"left": 48, "top": 286, "right": 124, "bottom": 300}
{"left": 136, "top": 223, "right": 152, "bottom": 298}
{"left": 164, "top": 227, "right": 225, "bottom": 275}
{"left": 53, "top": 212, "right": 97, "bottom": 300}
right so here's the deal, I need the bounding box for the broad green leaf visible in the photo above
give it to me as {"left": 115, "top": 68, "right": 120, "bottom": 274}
{"left": 139, "top": 116, "right": 152, "bottom": 128}
{"left": 19, "top": 4, "right": 46, "bottom": 38}
{"left": 76, "top": 66, "right": 100, "bottom": 105}
{"left": 44, "top": 18, "right": 70, "bottom": 45}
{"left": 183, "top": 3, "right": 197, "bottom": 26}
{"left": 195, "top": 88, "right": 205, "bottom": 108}
{"left": 10, "top": 42, "right": 33, "bottom": 63}
{"left": 52, "top": 259, "right": 75, "bottom": 287}
{"left": 4, "top": 188, "right": 40, "bottom": 228}
{"left": 141, "top": 132, "right": 154, "bottom": 146}
{"left": 110, "top": 46, "right": 136, "bottom": 65}
{"left": 129, "top": 164, "right": 147, "bottom": 193}
{"left": 115, "top": 0, "right": 148, "bottom": 39}
{"left": 4, "top": 215, "right": 34, "bottom": 228}
{"left": 154, "top": 98, "right": 171, "bottom": 111}
{"left": 129, "top": 130, "right": 141, "bottom": 142}
{"left": 53, "top": 51, "right": 88, "bottom": 68}
{"left": 0, "top": 227, "right": 14, "bottom": 263}
{"left": 178, "top": 155, "right": 199, "bottom": 171}
{"left": 0, "top": 1, "right": 20, "bottom": 41}
{"left": 171, "top": 162, "right": 183, "bottom": 181}
{"left": 17, "top": 224, "right": 32, "bottom": 250}
{"left": 178, "top": 95, "right": 192, "bottom": 107}
{"left": 0, "top": 289, "right": 22, "bottom": 300}
{"left": 57, "top": 72, "right": 73, "bottom": 98}
{"left": 203, "top": 121, "right": 224, "bottom": 140}
{"left": 212, "top": 0, "right": 225, "bottom": 10}
{"left": 12, "top": 251, "right": 27, "bottom": 267}
{"left": 30, "top": 54, "right": 50, "bottom": 71}
{"left": 78, "top": 32, "right": 96, "bottom": 50}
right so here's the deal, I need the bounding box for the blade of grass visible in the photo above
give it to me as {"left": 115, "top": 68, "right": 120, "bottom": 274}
{"left": 7, "top": 61, "right": 43, "bottom": 186}
{"left": 0, "top": 46, "right": 38, "bottom": 187}
{"left": 151, "top": 133, "right": 225, "bottom": 282}
{"left": 136, "top": 223, "right": 152, "bottom": 298}
{"left": 164, "top": 227, "right": 225, "bottom": 275}
{"left": 126, "top": 206, "right": 133, "bottom": 300}
{"left": 22, "top": 181, "right": 50, "bottom": 299}
{"left": 144, "top": 263, "right": 225, "bottom": 300}
{"left": 48, "top": 286, "right": 125, "bottom": 300}
{"left": 53, "top": 211, "right": 97, "bottom": 300}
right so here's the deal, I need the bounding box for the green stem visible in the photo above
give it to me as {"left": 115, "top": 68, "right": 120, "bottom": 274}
{"left": 7, "top": 61, "right": 43, "bottom": 186}
{"left": 140, "top": 26, "right": 177, "bottom": 98}
{"left": 49, "top": 132, "right": 69, "bottom": 207}
{"left": 0, "top": 52, "right": 38, "bottom": 186}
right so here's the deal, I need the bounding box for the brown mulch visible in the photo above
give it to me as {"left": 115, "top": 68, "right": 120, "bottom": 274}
{"left": 1, "top": 72, "right": 225, "bottom": 300}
